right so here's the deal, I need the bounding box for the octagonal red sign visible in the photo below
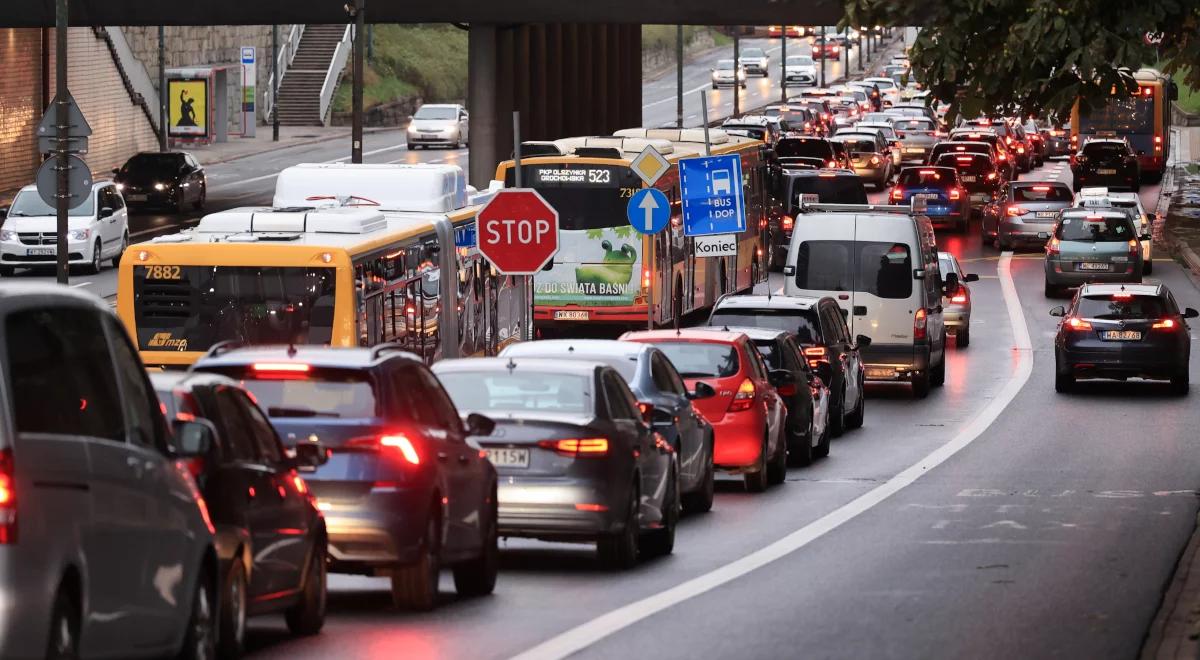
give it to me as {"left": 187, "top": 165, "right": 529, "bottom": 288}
{"left": 476, "top": 188, "right": 560, "bottom": 275}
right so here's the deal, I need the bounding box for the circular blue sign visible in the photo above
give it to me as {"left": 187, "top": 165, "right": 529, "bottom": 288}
{"left": 627, "top": 188, "right": 671, "bottom": 235}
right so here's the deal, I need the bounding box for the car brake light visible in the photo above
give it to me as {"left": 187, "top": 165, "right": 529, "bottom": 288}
{"left": 347, "top": 434, "right": 421, "bottom": 465}
{"left": 538, "top": 438, "right": 609, "bottom": 457}
{"left": 1152, "top": 319, "right": 1177, "bottom": 330}
{"left": 1046, "top": 238, "right": 1060, "bottom": 256}
{"left": 826, "top": 160, "right": 838, "bottom": 168}
{"left": 891, "top": 187, "right": 904, "bottom": 201}
{"left": 1155, "top": 136, "right": 1162, "bottom": 144}
{"left": 1006, "top": 205, "right": 1029, "bottom": 216}
{"left": 0, "top": 449, "right": 15, "bottom": 544}
{"left": 727, "top": 378, "right": 757, "bottom": 413}
{"left": 951, "top": 292, "right": 968, "bottom": 303}
{"left": 252, "top": 363, "right": 311, "bottom": 379}
{"left": 956, "top": 156, "right": 973, "bottom": 163}
{"left": 1017, "top": 146, "right": 1026, "bottom": 154}
{"left": 869, "top": 155, "right": 881, "bottom": 166}
{"left": 1032, "top": 185, "right": 1051, "bottom": 192}
{"left": 998, "top": 154, "right": 1007, "bottom": 161}
{"left": 950, "top": 188, "right": 961, "bottom": 200}
{"left": 914, "top": 308, "right": 928, "bottom": 341}
{"left": 782, "top": 215, "right": 794, "bottom": 231}
{"left": 986, "top": 172, "right": 998, "bottom": 180}
{"left": 1066, "top": 317, "right": 1092, "bottom": 330}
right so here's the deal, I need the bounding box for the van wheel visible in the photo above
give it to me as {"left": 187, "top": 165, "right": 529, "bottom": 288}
{"left": 598, "top": 484, "right": 640, "bottom": 568}
{"left": 931, "top": 350, "right": 946, "bottom": 387}
{"left": 744, "top": 435, "right": 769, "bottom": 492}
{"left": 217, "top": 561, "right": 247, "bottom": 658}
{"left": 391, "top": 513, "right": 440, "bottom": 611}
{"left": 453, "top": 496, "right": 498, "bottom": 597}
{"left": 845, "top": 391, "right": 865, "bottom": 430}
{"left": 85, "top": 240, "right": 102, "bottom": 275}
{"left": 912, "top": 370, "right": 931, "bottom": 399}
{"left": 767, "top": 432, "right": 788, "bottom": 484}
{"left": 285, "top": 541, "right": 327, "bottom": 635}
{"left": 46, "top": 585, "right": 80, "bottom": 660}
{"left": 956, "top": 327, "right": 971, "bottom": 348}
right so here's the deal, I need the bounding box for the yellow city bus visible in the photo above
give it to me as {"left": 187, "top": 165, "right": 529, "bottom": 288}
{"left": 1070, "top": 68, "right": 1177, "bottom": 182}
{"left": 493, "top": 128, "right": 770, "bottom": 335}
{"left": 117, "top": 163, "right": 523, "bottom": 368}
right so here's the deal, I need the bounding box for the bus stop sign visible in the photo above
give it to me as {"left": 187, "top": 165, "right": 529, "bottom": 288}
{"left": 477, "top": 189, "right": 560, "bottom": 275}
{"left": 679, "top": 153, "right": 746, "bottom": 237}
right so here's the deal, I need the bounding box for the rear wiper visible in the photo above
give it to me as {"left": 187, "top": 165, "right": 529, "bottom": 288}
{"left": 267, "top": 406, "right": 340, "bottom": 418}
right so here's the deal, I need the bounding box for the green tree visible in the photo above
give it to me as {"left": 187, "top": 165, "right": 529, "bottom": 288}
{"left": 842, "top": 0, "right": 1199, "bottom": 120}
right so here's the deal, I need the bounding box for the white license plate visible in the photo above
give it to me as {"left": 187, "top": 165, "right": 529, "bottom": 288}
{"left": 865, "top": 367, "right": 895, "bottom": 379}
{"left": 554, "top": 310, "right": 590, "bottom": 321}
{"left": 1077, "top": 262, "right": 1109, "bottom": 271}
{"left": 1097, "top": 168, "right": 1117, "bottom": 175}
{"left": 1101, "top": 330, "right": 1142, "bottom": 341}
{"left": 127, "top": 194, "right": 148, "bottom": 202}
{"left": 485, "top": 448, "right": 530, "bottom": 468}
{"left": 915, "top": 193, "right": 938, "bottom": 200}
{"left": 1036, "top": 211, "right": 1057, "bottom": 218}
{"left": 961, "top": 175, "right": 977, "bottom": 182}
{"left": 26, "top": 248, "right": 54, "bottom": 256}
{"left": 905, "top": 148, "right": 924, "bottom": 153}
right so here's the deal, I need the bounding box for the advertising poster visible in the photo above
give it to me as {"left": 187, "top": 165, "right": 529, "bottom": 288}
{"left": 168, "top": 79, "right": 207, "bottom": 137}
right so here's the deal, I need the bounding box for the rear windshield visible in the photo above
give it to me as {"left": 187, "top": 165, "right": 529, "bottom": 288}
{"left": 708, "top": 309, "right": 821, "bottom": 343}
{"left": 1083, "top": 143, "right": 1128, "bottom": 158}
{"left": 936, "top": 154, "right": 994, "bottom": 174}
{"left": 793, "top": 240, "right": 914, "bottom": 299}
{"left": 648, "top": 342, "right": 740, "bottom": 379}
{"left": 1056, "top": 215, "right": 1135, "bottom": 242}
{"left": 1012, "top": 185, "right": 1073, "bottom": 202}
{"left": 777, "top": 139, "right": 834, "bottom": 159}
{"left": 898, "top": 168, "right": 957, "bottom": 187}
{"left": 835, "top": 138, "right": 879, "bottom": 153}
{"left": 788, "top": 175, "right": 868, "bottom": 205}
{"left": 932, "top": 144, "right": 988, "bottom": 160}
{"left": 1077, "top": 295, "right": 1168, "bottom": 320}
{"left": 438, "top": 371, "right": 592, "bottom": 415}
{"left": 893, "top": 119, "right": 935, "bottom": 132}
{"left": 222, "top": 369, "right": 379, "bottom": 419}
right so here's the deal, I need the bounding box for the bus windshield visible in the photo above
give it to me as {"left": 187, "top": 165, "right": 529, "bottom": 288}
{"left": 509, "top": 164, "right": 641, "bottom": 231}
{"left": 1079, "top": 96, "right": 1155, "bottom": 134}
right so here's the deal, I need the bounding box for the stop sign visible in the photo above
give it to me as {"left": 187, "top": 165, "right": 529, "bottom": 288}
{"left": 477, "top": 189, "right": 560, "bottom": 275}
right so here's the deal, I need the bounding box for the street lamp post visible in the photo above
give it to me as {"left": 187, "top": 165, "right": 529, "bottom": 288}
{"left": 350, "top": 0, "right": 364, "bottom": 164}
{"left": 732, "top": 29, "right": 740, "bottom": 117}
{"left": 819, "top": 25, "right": 826, "bottom": 87}
{"left": 780, "top": 27, "right": 787, "bottom": 103}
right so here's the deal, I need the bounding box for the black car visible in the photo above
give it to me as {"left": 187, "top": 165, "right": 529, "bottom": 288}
{"left": 113, "top": 151, "right": 207, "bottom": 212}
{"left": 433, "top": 357, "right": 680, "bottom": 569}
{"left": 1051, "top": 283, "right": 1197, "bottom": 394}
{"left": 933, "top": 151, "right": 1002, "bottom": 213}
{"left": 1071, "top": 138, "right": 1141, "bottom": 192}
{"left": 498, "top": 339, "right": 716, "bottom": 513}
{"left": 193, "top": 344, "right": 499, "bottom": 611}
{"left": 768, "top": 169, "right": 867, "bottom": 269}
{"left": 707, "top": 294, "right": 869, "bottom": 436}
{"left": 150, "top": 371, "right": 328, "bottom": 656}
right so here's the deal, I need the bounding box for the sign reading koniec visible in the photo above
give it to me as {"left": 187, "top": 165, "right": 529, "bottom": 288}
{"left": 477, "top": 189, "right": 560, "bottom": 275}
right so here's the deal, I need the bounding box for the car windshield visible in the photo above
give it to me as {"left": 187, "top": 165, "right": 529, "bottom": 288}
{"left": 793, "top": 240, "right": 914, "bottom": 299}
{"left": 221, "top": 369, "right": 378, "bottom": 419}
{"left": 786, "top": 56, "right": 814, "bottom": 66}
{"left": 647, "top": 342, "right": 740, "bottom": 379}
{"left": 835, "top": 138, "right": 878, "bottom": 153}
{"left": 438, "top": 371, "right": 592, "bottom": 415}
{"left": 742, "top": 49, "right": 765, "bottom": 58}
{"left": 898, "top": 168, "right": 957, "bottom": 187}
{"left": 1056, "top": 215, "right": 1135, "bottom": 242}
{"left": 1013, "top": 185, "right": 1073, "bottom": 202}
{"left": 1077, "top": 294, "right": 1168, "bottom": 320}
{"left": 777, "top": 139, "right": 833, "bottom": 159}
{"left": 122, "top": 153, "right": 185, "bottom": 174}
{"left": 414, "top": 106, "right": 458, "bottom": 120}
{"left": 862, "top": 114, "right": 893, "bottom": 123}
{"left": 1082, "top": 143, "right": 1128, "bottom": 159}
{"left": 7, "top": 189, "right": 95, "bottom": 217}
{"left": 789, "top": 174, "right": 869, "bottom": 205}
{"left": 708, "top": 309, "right": 821, "bottom": 344}
{"left": 716, "top": 60, "right": 736, "bottom": 70}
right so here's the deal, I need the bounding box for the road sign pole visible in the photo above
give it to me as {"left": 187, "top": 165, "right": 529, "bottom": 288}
{"left": 676, "top": 25, "right": 684, "bottom": 129}
{"left": 732, "top": 30, "right": 740, "bottom": 117}
{"left": 780, "top": 28, "right": 787, "bottom": 103}
{"left": 700, "top": 91, "right": 711, "bottom": 156}
{"left": 819, "top": 25, "right": 826, "bottom": 87}
{"left": 511, "top": 111, "right": 532, "bottom": 341}
{"left": 350, "top": 0, "right": 364, "bottom": 164}
{"left": 272, "top": 24, "right": 280, "bottom": 142}
{"left": 55, "top": 0, "right": 68, "bottom": 285}
{"left": 158, "top": 26, "right": 167, "bottom": 151}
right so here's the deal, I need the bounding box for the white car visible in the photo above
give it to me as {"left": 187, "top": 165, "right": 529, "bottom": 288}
{"left": 0, "top": 181, "right": 129, "bottom": 275}
{"left": 740, "top": 48, "right": 770, "bottom": 77}
{"left": 712, "top": 59, "right": 748, "bottom": 88}
{"left": 783, "top": 55, "right": 817, "bottom": 87}
{"left": 406, "top": 103, "right": 469, "bottom": 149}
{"left": 1074, "top": 187, "right": 1155, "bottom": 273}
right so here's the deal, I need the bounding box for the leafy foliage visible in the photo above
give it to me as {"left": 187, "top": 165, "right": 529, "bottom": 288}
{"left": 842, "top": 0, "right": 1199, "bottom": 121}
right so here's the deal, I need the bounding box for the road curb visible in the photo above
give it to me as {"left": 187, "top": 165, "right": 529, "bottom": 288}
{"left": 1141, "top": 512, "right": 1200, "bottom": 660}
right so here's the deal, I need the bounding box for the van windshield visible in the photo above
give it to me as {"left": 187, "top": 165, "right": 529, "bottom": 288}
{"left": 8, "top": 189, "right": 95, "bottom": 217}
{"left": 793, "top": 240, "right": 914, "bottom": 299}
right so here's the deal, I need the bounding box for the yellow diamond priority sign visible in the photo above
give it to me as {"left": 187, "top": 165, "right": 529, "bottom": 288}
{"left": 631, "top": 145, "right": 670, "bottom": 187}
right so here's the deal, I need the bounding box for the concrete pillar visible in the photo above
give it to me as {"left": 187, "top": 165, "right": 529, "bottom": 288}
{"left": 467, "top": 24, "right": 498, "bottom": 188}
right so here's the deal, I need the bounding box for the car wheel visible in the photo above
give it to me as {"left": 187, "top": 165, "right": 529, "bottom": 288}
{"left": 391, "top": 512, "right": 440, "bottom": 611}
{"left": 787, "top": 418, "right": 814, "bottom": 467}
{"left": 175, "top": 192, "right": 188, "bottom": 215}
{"left": 813, "top": 419, "right": 831, "bottom": 458}
{"left": 743, "top": 435, "right": 769, "bottom": 493}
{"left": 911, "top": 369, "right": 931, "bottom": 399}
{"left": 640, "top": 468, "right": 678, "bottom": 558}
{"left": 931, "top": 348, "right": 946, "bottom": 387}
{"left": 1144, "top": 260, "right": 1154, "bottom": 275}
{"left": 828, "top": 392, "right": 846, "bottom": 437}
{"left": 285, "top": 541, "right": 327, "bottom": 635}
{"left": 682, "top": 434, "right": 715, "bottom": 514}
{"left": 112, "top": 232, "right": 128, "bottom": 269}
{"left": 1044, "top": 281, "right": 1060, "bottom": 298}
{"left": 1055, "top": 369, "right": 1075, "bottom": 393}
{"left": 453, "top": 494, "right": 498, "bottom": 597}
{"left": 767, "top": 430, "right": 788, "bottom": 485}
{"left": 597, "top": 483, "right": 640, "bottom": 569}
{"left": 85, "top": 240, "right": 102, "bottom": 275}
{"left": 193, "top": 185, "right": 206, "bottom": 211}
{"left": 845, "top": 388, "right": 865, "bottom": 430}
{"left": 217, "top": 561, "right": 247, "bottom": 658}
{"left": 176, "top": 567, "right": 216, "bottom": 660}
{"left": 45, "top": 585, "right": 80, "bottom": 660}
{"left": 956, "top": 326, "right": 971, "bottom": 348}
{"left": 1171, "top": 367, "right": 1189, "bottom": 396}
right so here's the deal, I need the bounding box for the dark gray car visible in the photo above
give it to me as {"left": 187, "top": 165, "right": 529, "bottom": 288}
{"left": 891, "top": 116, "right": 941, "bottom": 166}
{"left": 984, "top": 180, "right": 1075, "bottom": 249}
{"left": 433, "top": 357, "right": 680, "bottom": 569}
{"left": 499, "top": 340, "right": 715, "bottom": 513}
{"left": 829, "top": 132, "right": 894, "bottom": 189}
{"left": 1043, "top": 209, "right": 1147, "bottom": 297}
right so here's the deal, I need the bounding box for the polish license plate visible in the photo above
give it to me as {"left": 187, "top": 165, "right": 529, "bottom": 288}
{"left": 915, "top": 193, "right": 938, "bottom": 200}
{"left": 865, "top": 367, "right": 895, "bottom": 379}
{"left": 554, "top": 310, "right": 590, "bottom": 321}
{"left": 1036, "top": 211, "right": 1057, "bottom": 218}
{"left": 485, "top": 448, "right": 530, "bottom": 468}
{"left": 961, "top": 175, "right": 977, "bottom": 182}
{"left": 27, "top": 248, "right": 54, "bottom": 256}
{"left": 127, "top": 194, "right": 148, "bottom": 202}
{"left": 1097, "top": 168, "right": 1117, "bottom": 175}
{"left": 905, "top": 147, "right": 924, "bottom": 154}
{"left": 1101, "top": 330, "right": 1142, "bottom": 341}
{"left": 1077, "top": 262, "right": 1109, "bottom": 271}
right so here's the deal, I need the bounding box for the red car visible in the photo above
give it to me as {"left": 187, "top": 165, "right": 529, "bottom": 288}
{"left": 811, "top": 40, "right": 841, "bottom": 60}
{"left": 621, "top": 329, "right": 787, "bottom": 492}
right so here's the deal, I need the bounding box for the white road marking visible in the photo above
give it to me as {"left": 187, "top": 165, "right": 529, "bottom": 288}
{"left": 643, "top": 81, "right": 715, "bottom": 109}
{"left": 70, "top": 282, "right": 90, "bottom": 288}
{"left": 511, "top": 253, "right": 1035, "bottom": 660}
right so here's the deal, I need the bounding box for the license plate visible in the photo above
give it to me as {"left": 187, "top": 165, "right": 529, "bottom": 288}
{"left": 865, "top": 367, "right": 895, "bottom": 379}
{"left": 485, "top": 448, "right": 530, "bottom": 468}
{"left": 27, "top": 248, "right": 54, "bottom": 256}
{"left": 961, "top": 175, "right": 977, "bottom": 183}
{"left": 1077, "top": 262, "right": 1109, "bottom": 271}
{"left": 915, "top": 193, "right": 938, "bottom": 200}
{"left": 1036, "top": 211, "right": 1057, "bottom": 218}
{"left": 554, "top": 310, "right": 590, "bottom": 321}
{"left": 1097, "top": 168, "right": 1117, "bottom": 175}
{"left": 904, "top": 148, "right": 924, "bottom": 153}
{"left": 127, "top": 194, "right": 148, "bottom": 202}
{"left": 1101, "top": 330, "right": 1142, "bottom": 341}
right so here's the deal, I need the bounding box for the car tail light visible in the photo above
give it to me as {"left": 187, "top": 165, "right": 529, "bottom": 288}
{"left": 1046, "top": 238, "right": 1060, "bottom": 256}
{"left": 951, "top": 289, "right": 969, "bottom": 304}
{"left": 0, "top": 449, "right": 15, "bottom": 544}
{"left": 949, "top": 188, "right": 961, "bottom": 200}
{"left": 347, "top": 433, "right": 421, "bottom": 465}
{"left": 1065, "top": 317, "right": 1092, "bottom": 331}
{"left": 727, "top": 378, "right": 757, "bottom": 413}
{"left": 890, "top": 187, "right": 904, "bottom": 201}
{"left": 914, "top": 308, "right": 928, "bottom": 341}
{"left": 538, "top": 438, "right": 609, "bottom": 457}
{"left": 986, "top": 172, "right": 998, "bottom": 180}
{"left": 956, "top": 156, "right": 973, "bottom": 163}
{"left": 826, "top": 160, "right": 838, "bottom": 168}
{"left": 1032, "top": 185, "right": 1051, "bottom": 192}
{"left": 252, "top": 362, "right": 311, "bottom": 379}
{"left": 782, "top": 215, "right": 794, "bottom": 231}
{"left": 803, "top": 346, "right": 828, "bottom": 368}
{"left": 1152, "top": 318, "right": 1177, "bottom": 330}
{"left": 869, "top": 155, "right": 881, "bottom": 166}
{"left": 777, "top": 382, "right": 797, "bottom": 396}
{"left": 1006, "top": 205, "right": 1029, "bottom": 216}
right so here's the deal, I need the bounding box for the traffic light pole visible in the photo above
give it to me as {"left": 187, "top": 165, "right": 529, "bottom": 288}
{"left": 272, "top": 24, "right": 279, "bottom": 142}
{"left": 819, "top": 26, "right": 826, "bottom": 87}
{"left": 350, "top": 0, "right": 364, "bottom": 163}
{"left": 676, "top": 25, "right": 684, "bottom": 128}
{"left": 55, "top": 0, "right": 68, "bottom": 285}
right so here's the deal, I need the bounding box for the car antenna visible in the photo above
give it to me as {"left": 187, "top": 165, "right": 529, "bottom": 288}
{"left": 506, "top": 357, "right": 517, "bottom": 374}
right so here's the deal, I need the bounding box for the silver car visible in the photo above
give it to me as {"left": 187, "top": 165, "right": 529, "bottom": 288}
{"left": 830, "top": 132, "right": 893, "bottom": 189}
{"left": 891, "top": 116, "right": 940, "bottom": 166}
{"left": 406, "top": 103, "right": 469, "bottom": 149}
{"left": 712, "top": 59, "right": 747, "bottom": 88}
{"left": 0, "top": 284, "right": 218, "bottom": 659}
{"left": 986, "top": 181, "right": 1075, "bottom": 250}
{"left": 939, "top": 252, "right": 980, "bottom": 348}
{"left": 1043, "top": 209, "right": 1147, "bottom": 298}
{"left": 740, "top": 47, "right": 769, "bottom": 77}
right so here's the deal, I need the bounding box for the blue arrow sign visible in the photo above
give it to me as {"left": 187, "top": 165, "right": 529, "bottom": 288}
{"left": 679, "top": 153, "right": 746, "bottom": 237}
{"left": 626, "top": 188, "right": 670, "bottom": 235}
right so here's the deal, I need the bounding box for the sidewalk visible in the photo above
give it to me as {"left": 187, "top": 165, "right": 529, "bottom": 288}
{"left": 1157, "top": 127, "right": 1200, "bottom": 275}
{"left": 180, "top": 125, "right": 399, "bottom": 167}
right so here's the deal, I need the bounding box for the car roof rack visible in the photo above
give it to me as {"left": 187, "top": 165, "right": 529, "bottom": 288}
{"left": 191, "top": 339, "right": 247, "bottom": 366}
{"left": 798, "top": 197, "right": 928, "bottom": 215}
{"left": 369, "top": 342, "right": 420, "bottom": 362}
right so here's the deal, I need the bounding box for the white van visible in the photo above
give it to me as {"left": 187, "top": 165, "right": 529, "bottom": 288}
{"left": 782, "top": 201, "right": 948, "bottom": 397}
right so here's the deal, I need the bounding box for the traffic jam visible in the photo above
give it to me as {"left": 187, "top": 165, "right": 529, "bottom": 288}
{"left": 0, "top": 30, "right": 1194, "bottom": 660}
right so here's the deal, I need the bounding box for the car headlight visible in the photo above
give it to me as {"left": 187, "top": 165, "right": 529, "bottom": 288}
{"left": 0, "top": 230, "right": 16, "bottom": 242}
{"left": 115, "top": 183, "right": 124, "bottom": 191}
{"left": 154, "top": 183, "right": 166, "bottom": 191}
{"left": 68, "top": 229, "right": 90, "bottom": 241}
{"left": 738, "top": 70, "right": 746, "bottom": 80}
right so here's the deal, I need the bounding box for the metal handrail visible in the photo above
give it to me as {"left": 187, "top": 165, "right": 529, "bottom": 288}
{"left": 319, "top": 25, "right": 353, "bottom": 126}
{"left": 264, "top": 24, "right": 305, "bottom": 119}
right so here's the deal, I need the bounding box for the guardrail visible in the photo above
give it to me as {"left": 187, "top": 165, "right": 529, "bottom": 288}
{"left": 264, "top": 24, "right": 304, "bottom": 120}
{"left": 1172, "top": 101, "right": 1200, "bottom": 128}
{"left": 319, "top": 25, "right": 353, "bottom": 126}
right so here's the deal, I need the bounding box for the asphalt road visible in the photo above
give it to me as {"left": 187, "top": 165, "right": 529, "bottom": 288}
{"left": 229, "top": 160, "right": 1200, "bottom": 660}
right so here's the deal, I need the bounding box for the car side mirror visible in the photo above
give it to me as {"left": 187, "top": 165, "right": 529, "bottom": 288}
{"left": 768, "top": 368, "right": 795, "bottom": 387}
{"left": 1185, "top": 308, "right": 1199, "bottom": 319}
{"left": 1037, "top": 232, "right": 1050, "bottom": 239}
{"left": 172, "top": 418, "right": 217, "bottom": 458}
{"left": 782, "top": 265, "right": 796, "bottom": 276}
{"left": 815, "top": 362, "right": 834, "bottom": 384}
{"left": 465, "top": 412, "right": 496, "bottom": 436}
{"left": 99, "top": 207, "right": 115, "bottom": 219}
{"left": 942, "top": 271, "right": 960, "bottom": 295}
{"left": 688, "top": 381, "right": 717, "bottom": 400}
{"left": 856, "top": 334, "right": 872, "bottom": 348}
{"left": 1049, "top": 306, "right": 1066, "bottom": 317}
{"left": 963, "top": 273, "right": 979, "bottom": 283}
{"left": 292, "top": 441, "right": 330, "bottom": 472}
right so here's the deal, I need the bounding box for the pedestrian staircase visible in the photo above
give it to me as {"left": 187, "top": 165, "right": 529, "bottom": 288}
{"left": 274, "top": 24, "right": 349, "bottom": 126}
